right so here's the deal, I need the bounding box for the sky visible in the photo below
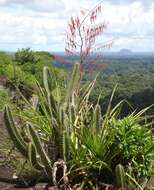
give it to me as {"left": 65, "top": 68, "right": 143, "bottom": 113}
{"left": 0, "top": 0, "right": 154, "bottom": 52}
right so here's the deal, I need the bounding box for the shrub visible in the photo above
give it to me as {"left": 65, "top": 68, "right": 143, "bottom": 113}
{"left": 15, "top": 48, "right": 39, "bottom": 65}
{"left": 5, "top": 64, "right": 36, "bottom": 88}
{"left": 0, "top": 89, "right": 10, "bottom": 111}
{"left": 0, "top": 52, "right": 12, "bottom": 76}
{"left": 113, "top": 116, "right": 154, "bottom": 182}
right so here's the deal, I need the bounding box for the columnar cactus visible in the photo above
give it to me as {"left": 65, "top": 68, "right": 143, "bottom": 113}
{"left": 4, "top": 63, "right": 81, "bottom": 181}
{"left": 4, "top": 105, "right": 28, "bottom": 158}
{"left": 4, "top": 105, "right": 52, "bottom": 176}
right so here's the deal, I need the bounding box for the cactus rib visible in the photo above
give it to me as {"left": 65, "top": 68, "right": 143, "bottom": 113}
{"left": 4, "top": 105, "right": 27, "bottom": 158}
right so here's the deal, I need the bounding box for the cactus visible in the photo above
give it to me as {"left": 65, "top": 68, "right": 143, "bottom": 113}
{"left": 4, "top": 105, "right": 28, "bottom": 158}
{"left": 65, "top": 63, "right": 80, "bottom": 104}
{"left": 43, "top": 66, "right": 55, "bottom": 94}
{"left": 3, "top": 63, "right": 82, "bottom": 181}
{"left": 93, "top": 104, "right": 102, "bottom": 132}
{"left": 43, "top": 66, "right": 57, "bottom": 119}
{"left": 115, "top": 164, "right": 126, "bottom": 189}
{"left": 28, "top": 124, "right": 52, "bottom": 177}
{"left": 28, "top": 142, "right": 44, "bottom": 170}
{"left": 4, "top": 106, "right": 51, "bottom": 175}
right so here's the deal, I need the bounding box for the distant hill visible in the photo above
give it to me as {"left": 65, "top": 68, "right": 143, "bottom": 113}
{"left": 119, "top": 49, "right": 133, "bottom": 55}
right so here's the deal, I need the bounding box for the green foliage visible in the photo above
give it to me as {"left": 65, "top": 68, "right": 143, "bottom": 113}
{"left": 15, "top": 48, "right": 39, "bottom": 65}
{"left": 5, "top": 64, "right": 36, "bottom": 91}
{"left": 15, "top": 48, "right": 65, "bottom": 87}
{"left": 85, "top": 56, "right": 154, "bottom": 116}
{"left": 0, "top": 52, "right": 12, "bottom": 75}
{"left": 113, "top": 116, "right": 154, "bottom": 181}
{"left": 3, "top": 64, "right": 154, "bottom": 189}
{"left": 0, "top": 90, "right": 10, "bottom": 111}
{"left": 0, "top": 49, "right": 65, "bottom": 101}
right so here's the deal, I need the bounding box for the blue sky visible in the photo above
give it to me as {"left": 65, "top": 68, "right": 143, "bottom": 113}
{"left": 0, "top": 0, "right": 154, "bottom": 52}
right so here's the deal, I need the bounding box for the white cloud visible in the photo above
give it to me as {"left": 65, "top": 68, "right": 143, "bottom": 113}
{"left": 0, "top": 0, "right": 65, "bottom": 12}
{"left": 102, "top": 1, "right": 154, "bottom": 51}
{"left": 0, "top": 0, "right": 153, "bottom": 51}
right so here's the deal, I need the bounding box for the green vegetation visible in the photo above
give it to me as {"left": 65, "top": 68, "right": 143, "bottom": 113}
{"left": 3, "top": 64, "right": 154, "bottom": 189}
{"left": 0, "top": 49, "right": 64, "bottom": 90}
{"left": 0, "top": 49, "right": 154, "bottom": 189}
{"left": 55, "top": 54, "right": 154, "bottom": 116}
{"left": 15, "top": 48, "right": 39, "bottom": 65}
{"left": 0, "top": 90, "right": 10, "bottom": 111}
{"left": 87, "top": 56, "right": 154, "bottom": 115}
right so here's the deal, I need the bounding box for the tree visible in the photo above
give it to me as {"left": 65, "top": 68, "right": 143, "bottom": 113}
{"left": 65, "top": 1, "right": 113, "bottom": 94}
{"left": 15, "top": 48, "right": 39, "bottom": 65}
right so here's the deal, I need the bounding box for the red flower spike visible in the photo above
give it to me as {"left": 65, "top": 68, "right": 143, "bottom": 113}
{"left": 75, "top": 17, "right": 80, "bottom": 28}
{"left": 64, "top": 1, "right": 112, "bottom": 94}
{"left": 71, "top": 17, "right": 76, "bottom": 30}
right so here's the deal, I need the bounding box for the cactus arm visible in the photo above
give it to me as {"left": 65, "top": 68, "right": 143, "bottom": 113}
{"left": 4, "top": 105, "right": 28, "bottom": 158}
{"left": 28, "top": 124, "right": 52, "bottom": 177}
{"left": 43, "top": 66, "right": 55, "bottom": 93}
{"left": 28, "top": 143, "right": 45, "bottom": 170}
{"left": 93, "top": 104, "right": 102, "bottom": 132}
{"left": 65, "top": 63, "right": 80, "bottom": 104}
{"left": 43, "top": 67, "right": 58, "bottom": 121}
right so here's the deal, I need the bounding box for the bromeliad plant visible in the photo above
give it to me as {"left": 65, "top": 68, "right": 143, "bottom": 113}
{"left": 4, "top": 63, "right": 154, "bottom": 189}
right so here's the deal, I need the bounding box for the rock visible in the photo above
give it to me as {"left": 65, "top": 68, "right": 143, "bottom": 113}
{"left": 0, "top": 76, "right": 7, "bottom": 86}
{"left": 35, "top": 183, "right": 47, "bottom": 190}
{"left": 48, "top": 186, "right": 58, "bottom": 190}
{"left": 0, "top": 166, "right": 14, "bottom": 181}
{"left": 12, "top": 173, "right": 18, "bottom": 179}
{"left": 0, "top": 182, "right": 14, "bottom": 190}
